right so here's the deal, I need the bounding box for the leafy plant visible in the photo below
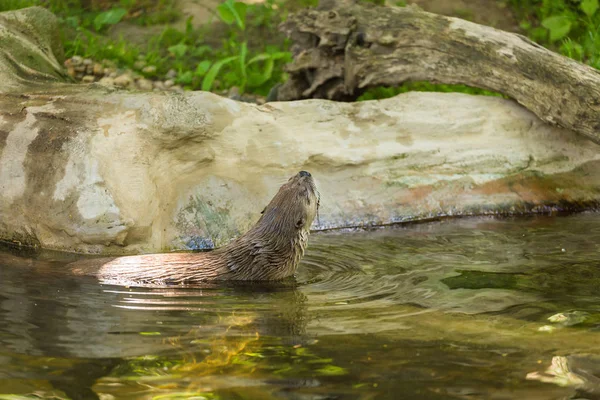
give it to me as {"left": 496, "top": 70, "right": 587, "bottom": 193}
{"left": 582, "top": 0, "right": 599, "bottom": 17}
{"left": 93, "top": 7, "right": 127, "bottom": 32}
{"left": 217, "top": 0, "right": 248, "bottom": 30}
{"left": 168, "top": 43, "right": 188, "bottom": 59}
{"left": 541, "top": 15, "right": 571, "bottom": 42}
{"left": 512, "top": 0, "right": 600, "bottom": 68}
{"left": 197, "top": 0, "right": 291, "bottom": 93}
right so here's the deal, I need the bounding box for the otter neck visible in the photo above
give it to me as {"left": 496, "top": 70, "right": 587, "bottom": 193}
{"left": 221, "top": 226, "right": 310, "bottom": 281}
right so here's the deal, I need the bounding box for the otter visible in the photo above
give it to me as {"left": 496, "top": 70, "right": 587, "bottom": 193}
{"left": 68, "top": 171, "right": 319, "bottom": 285}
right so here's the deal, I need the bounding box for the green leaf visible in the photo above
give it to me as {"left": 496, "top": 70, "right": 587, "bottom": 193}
{"left": 217, "top": 0, "right": 247, "bottom": 30}
{"left": 581, "top": 0, "right": 599, "bottom": 17}
{"left": 233, "top": 1, "right": 248, "bottom": 29}
{"left": 247, "top": 57, "right": 274, "bottom": 87}
{"left": 541, "top": 16, "right": 572, "bottom": 42}
{"left": 202, "top": 55, "right": 239, "bottom": 91}
{"left": 185, "top": 15, "right": 194, "bottom": 36}
{"left": 246, "top": 51, "right": 291, "bottom": 88}
{"left": 192, "top": 44, "right": 212, "bottom": 57}
{"left": 94, "top": 8, "right": 127, "bottom": 31}
{"left": 168, "top": 43, "right": 188, "bottom": 58}
{"left": 267, "top": 51, "right": 291, "bottom": 60}
{"left": 177, "top": 71, "right": 193, "bottom": 85}
{"left": 519, "top": 20, "right": 531, "bottom": 31}
{"left": 239, "top": 41, "right": 248, "bottom": 89}
{"left": 195, "top": 60, "right": 212, "bottom": 76}
{"left": 139, "top": 332, "right": 161, "bottom": 336}
{"left": 64, "top": 16, "right": 80, "bottom": 29}
{"left": 247, "top": 53, "right": 272, "bottom": 65}
{"left": 216, "top": 2, "right": 235, "bottom": 25}
{"left": 560, "top": 38, "right": 584, "bottom": 60}
{"left": 316, "top": 365, "right": 348, "bottom": 376}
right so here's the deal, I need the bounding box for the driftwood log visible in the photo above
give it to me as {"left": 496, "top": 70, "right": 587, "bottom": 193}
{"left": 278, "top": 0, "right": 600, "bottom": 144}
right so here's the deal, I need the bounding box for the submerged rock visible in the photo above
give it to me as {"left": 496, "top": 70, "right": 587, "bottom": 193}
{"left": 1, "top": 7, "right": 600, "bottom": 254}
{"left": 548, "top": 311, "right": 590, "bottom": 326}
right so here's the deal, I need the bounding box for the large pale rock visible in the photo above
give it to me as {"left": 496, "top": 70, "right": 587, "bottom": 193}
{"left": 0, "top": 7, "right": 599, "bottom": 254}
{"left": 2, "top": 89, "right": 600, "bottom": 254}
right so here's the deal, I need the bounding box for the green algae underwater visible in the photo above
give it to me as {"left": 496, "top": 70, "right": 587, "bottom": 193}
{"left": 1, "top": 213, "right": 600, "bottom": 399}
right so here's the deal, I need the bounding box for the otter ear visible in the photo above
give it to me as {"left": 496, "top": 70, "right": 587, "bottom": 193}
{"left": 295, "top": 218, "right": 305, "bottom": 229}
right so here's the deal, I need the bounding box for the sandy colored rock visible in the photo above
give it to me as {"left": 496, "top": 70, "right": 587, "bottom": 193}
{"left": 142, "top": 65, "right": 157, "bottom": 75}
{"left": 114, "top": 74, "right": 133, "bottom": 88}
{"left": 98, "top": 77, "right": 115, "bottom": 87}
{"left": 136, "top": 78, "right": 154, "bottom": 91}
{"left": 166, "top": 69, "right": 177, "bottom": 79}
{"left": 133, "top": 60, "right": 146, "bottom": 70}
{"left": 93, "top": 63, "right": 104, "bottom": 76}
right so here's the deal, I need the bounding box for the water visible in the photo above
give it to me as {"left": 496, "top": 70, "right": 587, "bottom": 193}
{"left": 1, "top": 213, "right": 600, "bottom": 399}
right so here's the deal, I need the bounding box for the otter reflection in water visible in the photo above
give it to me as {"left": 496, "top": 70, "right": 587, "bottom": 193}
{"left": 68, "top": 171, "right": 320, "bottom": 285}
{"left": 0, "top": 248, "right": 312, "bottom": 400}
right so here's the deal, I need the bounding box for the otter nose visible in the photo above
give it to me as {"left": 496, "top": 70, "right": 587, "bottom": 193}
{"left": 299, "top": 170, "right": 311, "bottom": 177}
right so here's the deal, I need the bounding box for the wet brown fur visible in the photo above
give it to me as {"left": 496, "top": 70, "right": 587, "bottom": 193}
{"left": 68, "top": 172, "right": 319, "bottom": 285}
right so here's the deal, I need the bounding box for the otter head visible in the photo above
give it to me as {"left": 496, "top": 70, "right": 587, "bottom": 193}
{"left": 257, "top": 171, "right": 319, "bottom": 239}
{"left": 221, "top": 171, "right": 320, "bottom": 280}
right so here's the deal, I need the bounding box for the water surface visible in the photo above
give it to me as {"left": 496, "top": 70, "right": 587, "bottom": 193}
{"left": 1, "top": 213, "right": 600, "bottom": 399}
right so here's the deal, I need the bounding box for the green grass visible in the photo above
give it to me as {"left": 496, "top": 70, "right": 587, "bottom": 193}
{"left": 0, "top": 0, "right": 37, "bottom": 11}
{"left": 358, "top": 81, "right": 504, "bottom": 101}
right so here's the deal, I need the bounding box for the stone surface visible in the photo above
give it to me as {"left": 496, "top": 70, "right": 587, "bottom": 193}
{"left": 1, "top": 88, "right": 600, "bottom": 254}
{"left": 136, "top": 78, "right": 154, "bottom": 91}
{"left": 113, "top": 74, "right": 133, "bottom": 88}
{"left": 0, "top": 7, "right": 599, "bottom": 254}
{"left": 0, "top": 7, "right": 68, "bottom": 92}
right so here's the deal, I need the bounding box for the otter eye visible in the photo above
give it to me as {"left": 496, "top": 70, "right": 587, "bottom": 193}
{"left": 295, "top": 218, "right": 305, "bottom": 229}
{"left": 261, "top": 207, "right": 266, "bottom": 214}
